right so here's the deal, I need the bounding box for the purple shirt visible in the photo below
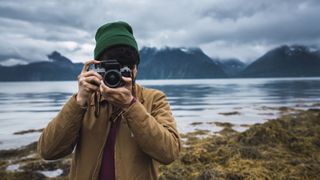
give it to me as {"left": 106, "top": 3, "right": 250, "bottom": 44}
{"left": 99, "top": 119, "right": 120, "bottom": 180}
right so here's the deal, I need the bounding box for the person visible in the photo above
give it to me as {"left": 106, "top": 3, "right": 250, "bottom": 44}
{"left": 38, "top": 21, "right": 181, "bottom": 180}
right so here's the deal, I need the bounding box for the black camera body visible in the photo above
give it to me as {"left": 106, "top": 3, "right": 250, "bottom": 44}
{"left": 90, "top": 59, "right": 131, "bottom": 88}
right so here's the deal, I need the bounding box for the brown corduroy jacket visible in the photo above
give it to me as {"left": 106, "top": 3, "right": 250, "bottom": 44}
{"left": 38, "top": 84, "right": 181, "bottom": 180}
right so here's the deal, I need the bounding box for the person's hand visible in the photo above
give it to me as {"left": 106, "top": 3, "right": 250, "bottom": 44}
{"left": 100, "top": 76, "right": 134, "bottom": 109}
{"left": 76, "top": 60, "right": 102, "bottom": 107}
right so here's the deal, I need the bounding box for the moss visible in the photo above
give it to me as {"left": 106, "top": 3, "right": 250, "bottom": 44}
{"left": 0, "top": 142, "right": 37, "bottom": 159}
{"left": 0, "top": 160, "right": 7, "bottom": 168}
{"left": 239, "top": 146, "right": 262, "bottom": 160}
{"left": 278, "top": 106, "right": 291, "bottom": 112}
{"left": 218, "top": 127, "right": 238, "bottom": 137}
{"left": 218, "top": 111, "right": 241, "bottom": 116}
{"left": 2, "top": 108, "right": 320, "bottom": 179}
{"left": 190, "top": 122, "right": 203, "bottom": 126}
{"left": 181, "top": 129, "right": 210, "bottom": 139}
{"left": 0, "top": 140, "right": 71, "bottom": 179}
{"left": 13, "top": 128, "right": 43, "bottom": 135}
{"left": 214, "top": 122, "right": 234, "bottom": 128}
{"left": 312, "top": 103, "right": 320, "bottom": 106}
{"left": 159, "top": 108, "right": 320, "bottom": 179}
{"left": 0, "top": 170, "right": 46, "bottom": 180}
{"left": 240, "top": 124, "right": 251, "bottom": 128}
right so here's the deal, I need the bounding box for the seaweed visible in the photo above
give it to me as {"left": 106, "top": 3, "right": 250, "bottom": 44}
{"left": 218, "top": 111, "right": 241, "bottom": 116}
{"left": 14, "top": 129, "right": 44, "bottom": 135}
{"left": 159, "top": 109, "right": 320, "bottom": 179}
{"left": 190, "top": 122, "right": 204, "bottom": 126}
{"left": 1, "top": 109, "right": 320, "bottom": 179}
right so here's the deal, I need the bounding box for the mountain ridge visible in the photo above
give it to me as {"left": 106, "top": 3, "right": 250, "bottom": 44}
{"left": 241, "top": 45, "right": 320, "bottom": 77}
{"left": 138, "top": 47, "right": 228, "bottom": 79}
{"left": 0, "top": 45, "right": 320, "bottom": 81}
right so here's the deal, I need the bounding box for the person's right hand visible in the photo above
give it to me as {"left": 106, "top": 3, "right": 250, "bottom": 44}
{"left": 76, "top": 60, "right": 102, "bottom": 107}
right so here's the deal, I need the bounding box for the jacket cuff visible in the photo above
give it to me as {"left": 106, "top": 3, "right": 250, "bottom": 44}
{"left": 69, "top": 94, "right": 88, "bottom": 112}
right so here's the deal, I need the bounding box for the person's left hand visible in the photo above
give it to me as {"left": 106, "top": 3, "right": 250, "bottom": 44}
{"left": 100, "top": 76, "right": 134, "bottom": 109}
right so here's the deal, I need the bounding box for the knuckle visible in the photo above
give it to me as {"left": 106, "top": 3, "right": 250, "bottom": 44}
{"left": 85, "top": 87, "right": 90, "bottom": 92}
{"left": 84, "top": 60, "right": 91, "bottom": 65}
{"left": 78, "top": 74, "right": 83, "bottom": 80}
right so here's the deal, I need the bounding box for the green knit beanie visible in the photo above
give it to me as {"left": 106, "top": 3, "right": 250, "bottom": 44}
{"left": 94, "top": 21, "right": 139, "bottom": 62}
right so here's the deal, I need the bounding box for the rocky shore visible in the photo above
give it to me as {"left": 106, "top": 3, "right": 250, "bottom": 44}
{"left": 1, "top": 107, "right": 319, "bottom": 179}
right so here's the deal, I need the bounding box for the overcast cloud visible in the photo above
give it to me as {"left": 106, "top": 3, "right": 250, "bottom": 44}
{"left": 0, "top": 0, "right": 320, "bottom": 65}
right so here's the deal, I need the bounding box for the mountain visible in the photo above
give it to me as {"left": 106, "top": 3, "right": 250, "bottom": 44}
{"left": 138, "top": 47, "right": 228, "bottom": 79}
{"left": 48, "top": 51, "right": 74, "bottom": 66}
{"left": 215, "top": 58, "right": 247, "bottom": 77}
{"left": 241, "top": 45, "right": 320, "bottom": 77}
{"left": 0, "top": 51, "right": 83, "bottom": 81}
{"left": 2, "top": 45, "right": 319, "bottom": 81}
{"left": 0, "top": 47, "right": 228, "bottom": 81}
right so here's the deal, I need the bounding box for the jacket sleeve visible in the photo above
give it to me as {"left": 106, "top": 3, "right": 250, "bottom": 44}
{"left": 123, "top": 90, "right": 181, "bottom": 165}
{"left": 37, "top": 94, "right": 85, "bottom": 160}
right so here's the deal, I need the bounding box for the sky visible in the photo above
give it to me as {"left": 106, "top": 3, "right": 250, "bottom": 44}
{"left": 0, "top": 0, "right": 320, "bottom": 66}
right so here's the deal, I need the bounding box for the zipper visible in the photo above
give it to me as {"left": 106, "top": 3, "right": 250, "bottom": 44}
{"left": 114, "top": 113, "right": 125, "bottom": 180}
{"left": 114, "top": 119, "right": 119, "bottom": 180}
{"left": 92, "top": 104, "right": 112, "bottom": 180}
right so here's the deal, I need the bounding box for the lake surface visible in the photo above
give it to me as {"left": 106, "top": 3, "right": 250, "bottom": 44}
{"left": 1, "top": 78, "right": 320, "bottom": 150}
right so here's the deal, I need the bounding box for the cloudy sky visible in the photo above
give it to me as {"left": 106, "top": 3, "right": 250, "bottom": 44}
{"left": 1, "top": 0, "right": 320, "bottom": 66}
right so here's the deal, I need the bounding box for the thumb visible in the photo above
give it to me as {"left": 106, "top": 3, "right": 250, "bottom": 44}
{"left": 100, "top": 80, "right": 108, "bottom": 91}
{"left": 122, "top": 76, "right": 132, "bottom": 89}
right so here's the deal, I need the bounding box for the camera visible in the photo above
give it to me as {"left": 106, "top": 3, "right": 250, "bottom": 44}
{"left": 90, "top": 59, "right": 131, "bottom": 88}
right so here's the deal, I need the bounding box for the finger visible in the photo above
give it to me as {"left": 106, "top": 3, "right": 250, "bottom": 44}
{"left": 78, "top": 74, "right": 101, "bottom": 87}
{"left": 100, "top": 83, "right": 115, "bottom": 102}
{"left": 122, "top": 76, "right": 132, "bottom": 89}
{"left": 78, "top": 76, "right": 87, "bottom": 85}
{"left": 100, "top": 80, "right": 108, "bottom": 90}
{"left": 81, "top": 60, "right": 100, "bottom": 73}
{"left": 83, "top": 81, "right": 99, "bottom": 92}
{"left": 106, "top": 97, "right": 116, "bottom": 104}
{"left": 100, "top": 80, "right": 112, "bottom": 94}
{"left": 122, "top": 76, "right": 132, "bottom": 83}
{"left": 84, "top": 76, "right": 101, "bottom": 86}
{"left": 110, "top": 93, "right": 121, "bottom": 101}
{"left": 81, "top": 71, "right": 103, "bottom": 80}
{"left": 100, "top": 80, "right": 119, "bottom": 94}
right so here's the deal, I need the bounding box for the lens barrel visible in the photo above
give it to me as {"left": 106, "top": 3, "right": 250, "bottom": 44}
{"left": 104, "top": 69, "right": 122, "bottom": 88}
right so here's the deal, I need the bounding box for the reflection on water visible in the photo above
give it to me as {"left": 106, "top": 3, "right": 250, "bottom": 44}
{"left": 142, "top": 78, "right": 320, "bottom": 134}
{"left": 0, "top": 92, "right": 71, "bottom": 113}
{"left": 0, "top": 78, "right": 320, "bottom": 149}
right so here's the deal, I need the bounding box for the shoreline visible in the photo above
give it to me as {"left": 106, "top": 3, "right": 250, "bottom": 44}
{"left": 0, "top": 107, "right": 319, "bottom": 179}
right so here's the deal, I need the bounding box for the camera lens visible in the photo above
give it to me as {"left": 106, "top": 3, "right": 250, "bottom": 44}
{"left": 105, "top": 70, "right": 121, "bottom": 88}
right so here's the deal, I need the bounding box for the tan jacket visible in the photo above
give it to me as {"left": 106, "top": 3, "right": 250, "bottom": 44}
{"left": 38, "top": 84, "right": 181, "bottom": 180}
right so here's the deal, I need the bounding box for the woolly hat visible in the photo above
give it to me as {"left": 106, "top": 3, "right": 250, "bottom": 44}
{"left": 94, "top": 21, "right": 139, "bottom": 62}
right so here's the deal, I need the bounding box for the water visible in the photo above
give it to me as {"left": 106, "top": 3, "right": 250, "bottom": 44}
{"left": 0, "top": 78, "right": 320, "bottom": 150}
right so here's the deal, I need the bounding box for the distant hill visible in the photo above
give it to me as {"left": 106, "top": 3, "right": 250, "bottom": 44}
{"left": 0, "top": 47, "right": 228, "bottom": 81}
{"left": 215, "top": 58, "right": 247, "bottom": 77}
{"left": 138, "top": 47, "right": 228, "bottom": 79}
{"left": 241, "top": 45, "right": 320, "bottom": 77}
{"left": 1, "top": 45, "right": 319, "bottom": 81}
{"left": 0, "top": 51, "right": 83, "bottom": 81}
